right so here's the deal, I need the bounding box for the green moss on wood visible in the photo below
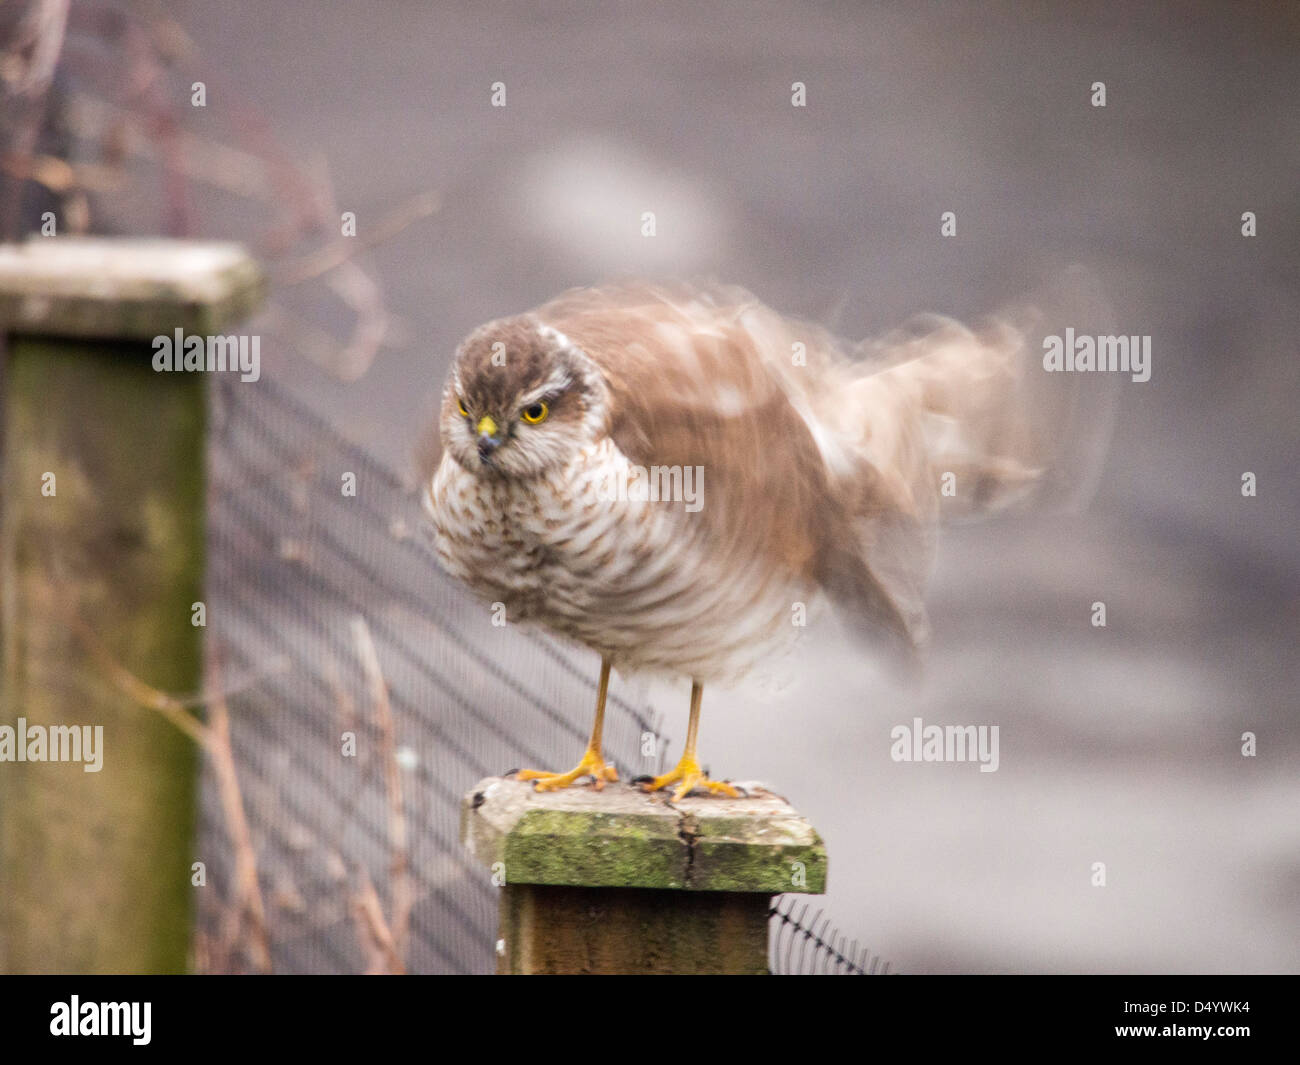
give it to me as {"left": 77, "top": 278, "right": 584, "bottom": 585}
{"left": 462, "top": 778, "right": 827, "bottom": 895}
{"left": 504, "top": 808, "right": 686, "bottom": 889}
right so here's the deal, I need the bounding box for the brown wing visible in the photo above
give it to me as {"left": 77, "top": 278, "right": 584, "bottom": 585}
{"left": 536, "top": 281, "right": 923, "bottom": 660}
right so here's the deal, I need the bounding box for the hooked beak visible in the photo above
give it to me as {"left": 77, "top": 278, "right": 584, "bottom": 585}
{"left": 475, "top": 415, "right": 501, "bottom": 461}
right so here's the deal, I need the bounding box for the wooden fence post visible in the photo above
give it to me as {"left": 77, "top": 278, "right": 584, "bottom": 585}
{"left": 0, "top": 237, "right": 265, "bottom": 973}
{"left": 462, "top": 777, "right": 827, "bottom": 974}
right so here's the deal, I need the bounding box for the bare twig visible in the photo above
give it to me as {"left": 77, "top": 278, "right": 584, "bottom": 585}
{"left": 1, "top": 0, "right": 71, "bottom": 234}
{"left": 273, "top": 189, "right": 441, "bottom": 286}
{"left": 208, "top": 649, "right": 273, "bottom": 974}
{"left": 50, "top": 587, "right": 286, "bottom": 723}
{"left": 8, "top": 0, "right": 70, "bottom": 97}
{"left": 351, "top": 868, "right": 405, "bottom": 975}
{"left": 351, "top": 616, "right": 413, "bottom": 969}
{"left": 6, "top": 3, "right": 436, "bottom": 379}
{"left": 58, "top": 601, "right": 207, "bottom": 746}
{"left": 48, "top": 585, "right": 275, "bottom": 973}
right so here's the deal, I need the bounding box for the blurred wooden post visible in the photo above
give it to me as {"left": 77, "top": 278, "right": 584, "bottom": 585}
{"left": 462, "top": 777, "right": 826, "bottom": 974}
{"left": 0, "top": 237, "right": 265, "bottom": 973}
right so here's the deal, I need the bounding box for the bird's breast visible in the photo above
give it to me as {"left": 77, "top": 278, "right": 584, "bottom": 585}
{"left": 427, "top": 442, "right": 643, "bottom": 612}
{"left": 425, "top": 441, "right": 805, "bottom": 683}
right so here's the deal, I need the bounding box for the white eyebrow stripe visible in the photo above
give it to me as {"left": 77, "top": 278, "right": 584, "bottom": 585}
{"left": 516, "top": 366, "right": 573, "bottom": 406}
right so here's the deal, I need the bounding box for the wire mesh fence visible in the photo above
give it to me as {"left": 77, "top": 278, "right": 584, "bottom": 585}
{"left": 198, "top": 373, "right": 891, "bottom": 974}
{"left": 769, "top": 896, "right": 894, "bottom": 975}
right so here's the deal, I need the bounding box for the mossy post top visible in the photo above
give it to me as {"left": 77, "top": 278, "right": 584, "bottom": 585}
{"left": 0, "top": 237, "right": 266, "bottom": 341}
{"left": 462, "top": 776, "right": 827, "bottom": 894}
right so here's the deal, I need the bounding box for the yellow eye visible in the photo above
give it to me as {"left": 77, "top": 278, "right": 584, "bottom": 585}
{"left": 521, "top": 401, "right": 549, "bottom": 424}
{"left": 456, "top": 396, "right": 470, "bottom": 418}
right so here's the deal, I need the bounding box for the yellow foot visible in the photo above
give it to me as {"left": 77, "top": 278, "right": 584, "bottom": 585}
{"left": 634, "top": 756, "right": 741, "bottom": 803}
{"left": 512, "top": 748, "right": 618, "bottom": 792}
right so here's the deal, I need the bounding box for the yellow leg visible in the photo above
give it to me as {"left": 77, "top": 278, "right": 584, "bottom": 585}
{"left": 637, "top": 680, "right": 740, "bottom": 803}
{"left": 514, "top": 657, "right": 619, "bottom": 791}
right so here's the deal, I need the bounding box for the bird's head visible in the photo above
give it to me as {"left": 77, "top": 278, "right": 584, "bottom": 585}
{"left": 441, "top": 315, "right": 606, "bottom": 478}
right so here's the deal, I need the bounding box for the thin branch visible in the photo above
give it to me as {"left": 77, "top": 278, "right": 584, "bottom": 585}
{"left": 58, "top": 601, "right": 207, "bottom": 746}
{"left": 351, "top": 868, "right": 405, "bottom": 975}
{"left": 47, "top": 585, "right": 275, "bottom": 973}
{"left": 208, "top": 649, "right": 273, "bottom": 974}
{"left": 9, "top": 0, "right": 70, "bottom": 97}
{"left": 273, "top": 189, "right": 440, "bottom": 286}
{"left": 351, "top": 616, "right": 413, "bottom": 969}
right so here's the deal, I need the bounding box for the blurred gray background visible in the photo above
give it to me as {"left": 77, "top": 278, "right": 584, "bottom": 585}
{"left": 75, "top": 0, "right": 1300, "bottom": 971}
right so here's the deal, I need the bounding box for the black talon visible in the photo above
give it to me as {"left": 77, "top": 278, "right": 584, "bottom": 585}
{"left": 503, "top": 767, "right": 521, "bottom": 778}
{"left": 630, "top": 774, "right": 654, "bottom": 786}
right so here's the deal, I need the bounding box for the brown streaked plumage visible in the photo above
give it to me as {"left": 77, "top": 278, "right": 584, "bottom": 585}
{"left": 421, "top": 279, "right": 1102, "bottom": 800}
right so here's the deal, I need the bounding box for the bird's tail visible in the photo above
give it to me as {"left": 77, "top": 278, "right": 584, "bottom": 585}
{"left": 846, "top": 266, "right": 1118, "bottom": 528}
{"left": 711, "top": 271, "right": 1116, "bottom": 666}
{"left": 811, "top": 268, "right": 1118, "bottom": 662}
